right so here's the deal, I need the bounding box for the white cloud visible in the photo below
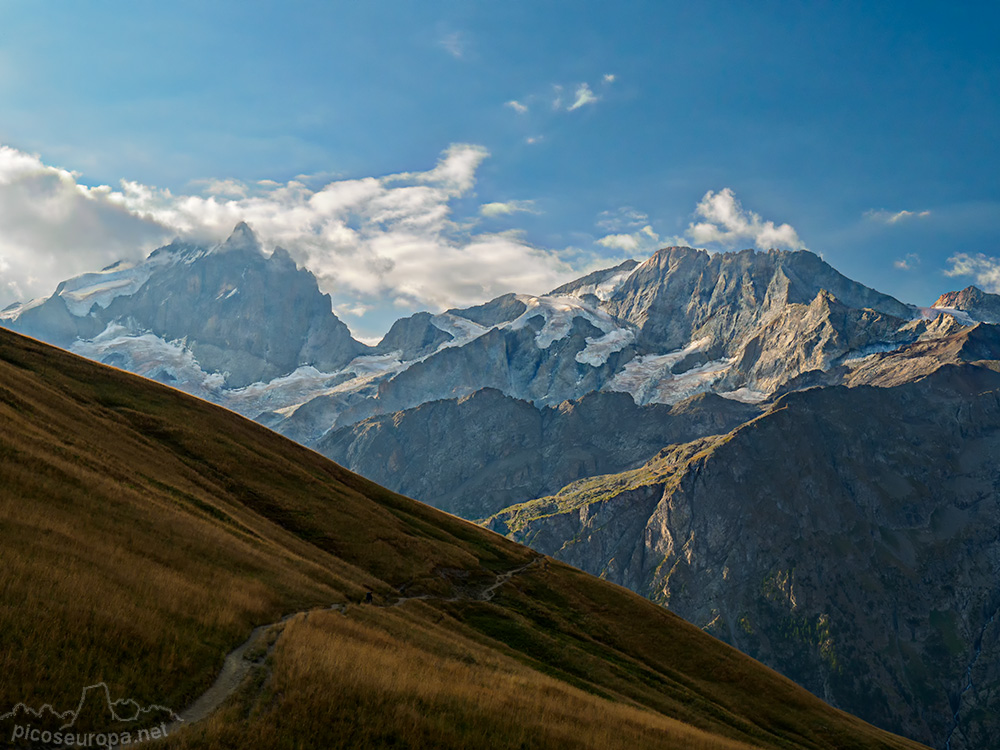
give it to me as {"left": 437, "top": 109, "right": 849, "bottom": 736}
{"left": 337, "top": 303, "right": 370, "bottom": 317}
{"left": 480, "top": 200, "right": 539, "bottom": 218}
{"left": 192, "top": 178, "right": 249, "bottom": 198}
{"left": 505, "top": 100, "right": 528, "bottom": 115}
{"left": 597, "top": 206, "right": 649, "bottom": 233}
{"left": 944, "top": 253, "right": 1000, "bottom": 292}
{"left": 686, "top": 188, "right": 805, "bottom": 251}
{"left": 0, "top": 146, "right": 172, "bottom": 304}
{"left": 603, "top": 74, "right": 616, "bottom": 84}
{"left": 894, "top": 253, "right": 920, "bottom": 271}
{"left": 568, "top": 83, "right": 598, "bottom": 111}
{"left": 597, "top": 225, "right": 659, "bottom": 252}
{"left": 525, "top": 136, "right": 543, "bottom": 145}
{"left": 439, "top": 32, "right": 466, "bottom": 59}
{"left": 0, "top": 144, "right": 591, "bottom": 322}
{"left": 866, "top": 208, "right": 931, "bottom": 224}
{"left": 552, "top": 85, "right": 563, "bottom": 111}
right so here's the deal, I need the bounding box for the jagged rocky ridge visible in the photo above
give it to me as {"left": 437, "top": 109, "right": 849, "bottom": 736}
{"left": 933, "top": 285, "right": 1000, "bottom": 324}
{"left": 2, "top": 230, "right": 964, "bottom": 444}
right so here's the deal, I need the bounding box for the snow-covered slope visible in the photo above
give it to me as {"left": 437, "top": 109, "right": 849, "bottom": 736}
{"left": 1, "top": 233, "right": 976, "bottom": 447}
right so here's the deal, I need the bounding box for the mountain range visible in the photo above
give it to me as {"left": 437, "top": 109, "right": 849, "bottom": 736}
{"left": 4, "top": 222, "right": 999, "bottom": 748}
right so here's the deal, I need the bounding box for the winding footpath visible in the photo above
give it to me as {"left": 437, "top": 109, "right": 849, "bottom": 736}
{"left": 162, "top": 556, "right": 542, "bottom": 738}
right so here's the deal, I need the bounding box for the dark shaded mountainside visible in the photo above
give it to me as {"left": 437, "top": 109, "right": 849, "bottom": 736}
{"left": 318, "top": 388, "right": 759, "bottom": 519}
{"left": 488, "top": 326, "right": 1000, "bottom": 750}
{"left": 0, "top": 327, "right": 926, "bottom": 749}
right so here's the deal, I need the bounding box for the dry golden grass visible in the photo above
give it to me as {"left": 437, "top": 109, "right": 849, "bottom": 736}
{"left": 161, "top": 604, "right": 760, "bottom": 750}
{"left": 0, "top": 329, "right": 929, "bottom": 749}
{"left": 0, "top": 328, "right": 521, "bottom": 715}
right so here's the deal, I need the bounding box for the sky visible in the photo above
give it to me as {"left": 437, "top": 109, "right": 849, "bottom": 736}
{"left": 0, "top": 1, "right": 998, "bottom": 340}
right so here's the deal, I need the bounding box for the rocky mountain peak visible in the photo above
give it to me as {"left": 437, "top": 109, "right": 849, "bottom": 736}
{"left": 934, "top": 285, "right": 984, "bottom": 308}
{"left": 269, "top": 245, "right": 297, "bottom": 268}
{"left": 933, "top": 285, "right": 1000, "bottom": 324}
{"left": 605, "top": 246, "right": 912, "bottom": 355}
{"left": 215, "top": 221, "right": 263, "bottom": 256}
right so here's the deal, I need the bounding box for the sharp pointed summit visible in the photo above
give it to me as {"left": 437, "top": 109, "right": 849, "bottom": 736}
{"left": 216, "top": 221, "right": 263, "bottom": 255}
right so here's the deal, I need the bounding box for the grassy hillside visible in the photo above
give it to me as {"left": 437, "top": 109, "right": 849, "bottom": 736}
{"left": 0, "top": 328, "right": 926, "bottom": 749}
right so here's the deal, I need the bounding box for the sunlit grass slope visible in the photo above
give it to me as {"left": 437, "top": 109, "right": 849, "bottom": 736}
{"left": 0, "top": 329, "right": 926, "bottom": 749}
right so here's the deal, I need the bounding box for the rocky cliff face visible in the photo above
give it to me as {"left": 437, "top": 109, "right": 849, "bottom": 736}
{"left": 933, "top": 285, "right": 1000, "bottom": 324}
{"left": 605, "top": 247, "right": 914, "bottom": 354}
{"left": 487, "top": 360, "right": 1000, "bottom": 750}
{"left": 318, "top": 388, "right": 760, "bottom": 518}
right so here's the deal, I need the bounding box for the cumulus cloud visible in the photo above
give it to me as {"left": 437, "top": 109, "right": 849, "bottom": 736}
{"left": 505, "top": 100, "right": 528, "bottom": 114}
{"left": 686, "top": 188, "right": 805, "bottom": 251}
{"left": 603, "top": 74, "right": 616, "bottom": 84}
{"left": 0, "top": 146, "right": 172, "bottom": 304}
{"left": 944, "top": 253, "right": 1000, "bottom": 292}
{"left": 597, "top": 225, "right": 659, "bottom": 252}
{"left": 0, "top": 144, "right": 590, "bottom": 322}
{"left": 894, "top": 253, "right": 920, "bottom": 270}
{"left": 480, "top": 200, "right": 539, "bottom": 218}
{"left": 866, "top": 208, "right": 931, "bottom": 224}
{"left": 568, "top": 83, "right": 598, "bottom": 111}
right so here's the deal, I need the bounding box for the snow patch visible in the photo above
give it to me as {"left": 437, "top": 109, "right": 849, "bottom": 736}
{"left": 920, "top": 306, "right": 975, "bottom": 325}
{"left": 69, "top": 325, "right": 373, "bottom": 418}
{"left": 508, "top": 294, "right": 629, "bottom": 353}
{"left": 71, "top": 326, "right": 226, "bottom": 397}
{"left": 840, "top": 342, "right": 907, "bottom": 364}
{"left": 344, "top": 353, "right": 407, "bottom": 376}
{"left": 430, "top": 313, "right": 489, "bottom": 349}
{"left": 569, "top": 266, "right": 635, "bottom": 302}
{"left": 718, "top": 387, "right": 768, "bottom": 403}
{"left": 0, "top": 297, "right": 45, "bottom": 321}
{"left": 226, "top": 365, "right": 352, "bottom": 414}
{"left": 605, "top": 338, "right": 725, "bottom": 404}
{"left": 56, "top": 252, "right": 181, "bottom": 316}
{"left": 575, "top": 327, "right": 635, "bottom": 367}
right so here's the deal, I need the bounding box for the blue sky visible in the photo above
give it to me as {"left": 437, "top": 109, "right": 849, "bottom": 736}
{"left": 0, "top": 1, "right": 997, "bottom": 339}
